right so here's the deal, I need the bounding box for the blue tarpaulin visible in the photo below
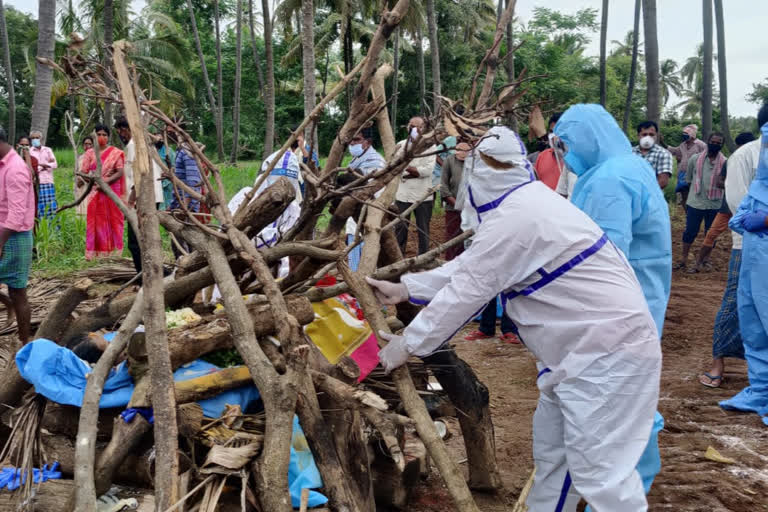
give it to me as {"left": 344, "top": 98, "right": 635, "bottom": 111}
{"left": 15, "top": 336, "right": 327, "bottom": 508}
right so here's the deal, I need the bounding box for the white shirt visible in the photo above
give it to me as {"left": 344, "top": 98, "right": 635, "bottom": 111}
{"left": 724, "top": 139, "right": 760, "bottom": 250}
{"left": 394, "top": 139, "right": 437, "bottom": 203}
{"left": 124, "top": 139, "right": 164, "bottom": 204}
{"left": 555, "top": 167, "right": 578, "bottom": 199}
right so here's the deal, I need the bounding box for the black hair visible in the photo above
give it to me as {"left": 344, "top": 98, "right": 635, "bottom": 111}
{"left": 636, "top": 120, "right": 659, "bottom": 134}
{"left": 708, "top": 131, "right": 724, "bottom": 142}
{"left": 69, "top": 333, "right": 104, "bottom": 364}
{"left": 0, "top": 127, "right": 6, "bottom": 143}
{"left": 83, "top": 135, "right": 94, "bottom": 145}
{"left": 17, "top": 135, "right": 30, "bottom": 144}
{"left": 113, "top": 116, "right": 130, "bottom": 130}
{"left": 94, "top": 124, "right": 110, "bottom": 135}
{"left": 758, "top": 103, "right": 768, "bottom": 130}
{"left": 548, "top": 112, "right": 563, "bottom": 127}
{"left": 735, "top": 132, "right": 756, "bottom": 146}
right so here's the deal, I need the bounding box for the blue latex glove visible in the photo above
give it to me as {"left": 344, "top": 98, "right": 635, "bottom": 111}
{"left": 121, "top": 407, "right": 154, "bottom": 425}
{"left": 742, "top": 210, "right": 768, "bottom": 232}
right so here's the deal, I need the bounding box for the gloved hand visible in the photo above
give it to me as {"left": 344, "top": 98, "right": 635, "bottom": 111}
{"left": 365, "top": 277, "right": 409, "bottom": 305}
{"left": 741, "top": 210, "right": 768, "bottom": 232}
{"left": 377, "top": 331, "right": 411, "bottom": 374}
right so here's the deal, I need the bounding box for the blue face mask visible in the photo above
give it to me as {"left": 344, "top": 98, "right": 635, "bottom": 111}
{"left": 31, "top": 139, "right": 41, "bottom": 148}
{"left": 564, "top": 150, "right": 589, "bottom": 176}
{"left": 349, "top": 144, "right": 364, "bottom": 157}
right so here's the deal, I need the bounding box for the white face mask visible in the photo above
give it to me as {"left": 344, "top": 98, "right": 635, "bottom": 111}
{"left": 349, "top": 143, "right": 364, "bottom": 157}
{"left": 639, "top": 135, "right": 655, "bottom": 149}
{"left": 410, "top": 127, "right": 420, "bottom": 140}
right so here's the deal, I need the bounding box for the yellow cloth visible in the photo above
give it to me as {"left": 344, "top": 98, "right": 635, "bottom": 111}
{"left": 304, "top": 298, "right": 372, "bottom": 364}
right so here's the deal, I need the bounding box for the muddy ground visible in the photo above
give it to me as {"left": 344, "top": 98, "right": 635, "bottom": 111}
{"left": 400, "top": 211, "right": 768, "bottom": 511}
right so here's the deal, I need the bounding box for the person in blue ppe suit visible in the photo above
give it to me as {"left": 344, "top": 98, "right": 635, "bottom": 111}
{"left": 554, "top": 104, "right": 672, "bottom": 502}
{"left": 722, "top": 111, "right": 768, "bottom": 426}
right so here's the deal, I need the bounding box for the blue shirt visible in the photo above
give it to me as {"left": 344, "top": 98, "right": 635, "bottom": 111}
{"left": 172, "top": 148, "right": 202, "bottom": 212}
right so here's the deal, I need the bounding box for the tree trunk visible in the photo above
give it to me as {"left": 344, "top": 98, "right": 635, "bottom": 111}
{"left": 0, "top": 0, "right": 15, "bottom": 143}
{"left": 599, "top": 0, "right": 608, "bottom": 107}
{"left": 113, "top": 41, "right": 180, "bottom": 509}
{"left": 344, "top": 18, "right": 353, "bottom": 115}
{"left": 425, "top": 0, "right": 441, "bottom": 114}
{"left": 391, "top": 27, "right": 401, "bottom": 126}
{"left": 214, "top": 0, "right": 225, "bottom": 161}
{"left": 415, "top": 26, "right": 426, "bottom": 116}
{"left": 186, "top": 0, "right": 221, "bottom": 149}
{"left": 301, "top": 0, "right": 316, "bottom": 145}
{"left": 30, "top": 0, "right": 56, "bottom": 141}
{"left": 247, "top": 0, "right": 266, "bottom": 91}
{"left": 262, "top": 0, "right": 276, "bottom": 158}
{"left": 103, "top": 0, "right": 113, "bottom": 128}
{"left": 715, "top": 0, "right": 733, "bottom": 149}
{"left": 642, "top": 0, "right": 660, "bottom": 124}
{"left": 504, "top": 0, "right": 514, "bottom": 82}
{"left": 622, "top": 0, "right": 641, "bottom": 134}
{"left": 230, "top": 0, "right": 243, "bottom": 164}
{"left": 702, "top": 0, "right": 714, "bottom": 139}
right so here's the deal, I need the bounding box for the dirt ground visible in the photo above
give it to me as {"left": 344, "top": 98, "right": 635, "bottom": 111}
{"left": 400, "top": 212, "right": 768, "bottom": 511}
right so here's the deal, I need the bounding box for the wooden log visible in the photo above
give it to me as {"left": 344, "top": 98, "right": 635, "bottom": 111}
{"left": 0, "top": 480, "right": 155, "bottom": 512}
{"left": 40, "top": 403, "right": 118, "bottom": 440}
{"left": 174, "top": 366, "right": 253, "bottom": 404}
{"left": 370, "top": 432, "right": 426, "bottom": 510}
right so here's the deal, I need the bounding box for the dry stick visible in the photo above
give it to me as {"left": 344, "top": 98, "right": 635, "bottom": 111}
{"left": 113, "top": 40, "right": 180, "bottom": 509}
{"left": 233, "top": 56, "right": 369, "bottom": 221}
{"left": 303, "top": 231, "right": 471, "bottom": 302}
{"left": 69, "top": 290, "right": 144, "bottom": 512}
{"left": 475, "top": 0, "right": 518, "bottom": 109}
{"left": 338, "top": 267, "right": 481, "bottom": 512}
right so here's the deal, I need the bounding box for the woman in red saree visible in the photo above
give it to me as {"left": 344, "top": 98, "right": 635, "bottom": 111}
{"left": 80, "top": 124, "right": 125, "bottom": 259}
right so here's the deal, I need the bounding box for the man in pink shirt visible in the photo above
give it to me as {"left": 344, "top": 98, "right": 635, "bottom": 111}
{"left": 0, "top": 127, "right": 36, "bottom": 342}
{"left": 29, "top": 130, "right": 58, "bottom": 221}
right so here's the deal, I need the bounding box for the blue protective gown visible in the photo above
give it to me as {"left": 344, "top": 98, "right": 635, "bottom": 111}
{"left": 722, "top": 124, "right": 768, "bottom": 425}
{"left": 555, "top": 104, "right": 672, "bottom": 499}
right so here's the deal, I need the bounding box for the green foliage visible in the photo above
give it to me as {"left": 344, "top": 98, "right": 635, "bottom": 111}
{"left": 747, "top": 78, "right": 768, "bottom": 106}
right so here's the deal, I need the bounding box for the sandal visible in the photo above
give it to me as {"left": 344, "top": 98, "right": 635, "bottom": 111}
{"left": 673, "top": 262, "right": 688, "bottom": 271}
{"left": 500, "top": 333, "right": 521, "bottom": 344}
{"left": 464, "top": 330, "right": 493, "bottom": 341}
{"left": 699, "top": 372, "right": 724, "bottom": 388}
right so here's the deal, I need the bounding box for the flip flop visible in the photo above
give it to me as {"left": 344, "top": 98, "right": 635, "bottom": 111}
{"left": 699, "top": 372, "right": 724, "bottom": 388}
{"left": 464, "top": 330, "right": 493, "bottom": 341}
{"left": 500, "top": 333, "right": 521, "bottom": 344}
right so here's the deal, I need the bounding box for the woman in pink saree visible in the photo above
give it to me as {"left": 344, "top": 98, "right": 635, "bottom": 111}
{"left": 80, "top": 124, "right": 125, "bottom": 259}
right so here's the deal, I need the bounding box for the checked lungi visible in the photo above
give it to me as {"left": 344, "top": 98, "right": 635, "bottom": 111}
{"left": 712, "top": 249, "right": 744, "bottom": 359}
{"left": 0, "top": 231, "right": 34, "bottom": 289}
{"left": 37, "top": 183, "right": 58, "bottom": 221}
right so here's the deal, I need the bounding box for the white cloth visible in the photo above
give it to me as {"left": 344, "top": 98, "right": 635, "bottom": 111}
{"left": 346, "top": 146, "right": 387, "bottom": 235}
{"left": 724, "top": 139, "right": 760, "bottom": 250}
{"left": 397, "top": 181, "right": 660, "bottom": 510}
{"left": 556, "top": 167, "right": 578, "bottom": 198}
{"left": 261, "top": 150, "right": 303, "bottom": 203}
{"left": 124, "top": 139, "right": 164, "bottom": 203}
{"left": 394, "top": 140, "right": 436, "bottom": 203}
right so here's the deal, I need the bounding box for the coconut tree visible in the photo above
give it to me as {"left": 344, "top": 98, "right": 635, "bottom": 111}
{"left": 301, "top": 0, "right": 316, "bottom": 146}
{"left": 230, "top": 0, "right": 243, "bottom": 164}
{"left": 611, "top": 30, "right": 642, "bottom": 58}
{"left": 186, "top": 0, "right": 222, "bottom": 155}
{"left": 622, "top": 0, "right": 641, "bottom": 134}
{"left": 642, "top": 0, "right": 660, "bottom": 124}
{"left": 0, "top": 0, "right": 14, "bottom": 142}
{"left": 214, "top": 0, "right": 225, "bottom": 160}
{"left": 30, "top": 0, "right": 56, "bottom": 140}
{"left": 425, "top": 0, "right": 440, "bottom": 113}
{"left": 391, "top": 26, "right": 401, "bottom": 126}
{"left": 599, "top": 0, "right": 608, "bottom": 107}
{"left": 713, "top": 0, "right": 734, "bottom": 151}
{"left": 701, "top": 0, "right": 713, "bottom": 138}
{"left": 659, "top": 58, "right": 684, "bottom": 106}
{"left": 247, "top": 0, "right": 265, "bottom": 91}
{"left": 261, "top": 0, "right": 275, "bottom": 157}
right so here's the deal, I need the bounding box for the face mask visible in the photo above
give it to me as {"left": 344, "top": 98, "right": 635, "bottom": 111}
{"left": 97, "top": 135, "right": 109, "bottom": 147}
{"left": 31, "top": 139, "right": 41, "bottom": 148}
{"left": 639, "top": 135, "right": 655, "bottom": 149}
{"left": 18, "top": 145, "right": 29, "bottom": 151}
{"left": 681, "top": 133, "right": 690, "bottom": 142}
{"left": 708, "top": 143, "right": 722, "bottom": 155}
{"left": 410, "top": 127, "right": 420, "bottom": 140}
{"left": 349, "top": 144, "right": 364, "bottom": 157}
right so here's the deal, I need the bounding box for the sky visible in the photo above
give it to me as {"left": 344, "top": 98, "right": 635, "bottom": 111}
{"left": 8, "top": 0, "right": 767, "bottom": 118}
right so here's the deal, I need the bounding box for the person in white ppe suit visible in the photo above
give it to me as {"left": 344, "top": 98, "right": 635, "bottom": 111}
{"left": 367, "top": 126, "right": 662, "bottom": 511}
